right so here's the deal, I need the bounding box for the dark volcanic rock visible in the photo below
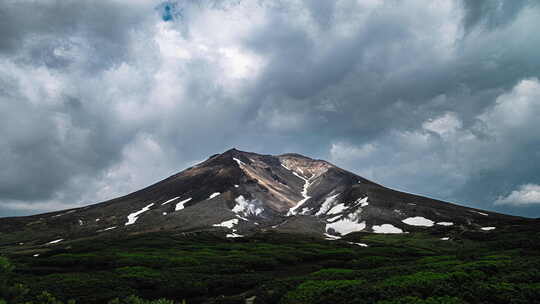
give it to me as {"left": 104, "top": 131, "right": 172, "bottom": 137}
{"left": 0, "top": 148, "right": 527, "bottom": 247}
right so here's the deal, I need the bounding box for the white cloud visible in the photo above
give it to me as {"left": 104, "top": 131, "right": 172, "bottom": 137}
{"left": 330, "top": 142, "right": 376, "bottom": 162}
{"left": 422, "top": 112, "right": 462, "bottom": 137}
{"left": 495, "top": 184, "right": 540, "bottom": 206}
{"left": 479, "top": 78, "right": 540, "bottom": 134}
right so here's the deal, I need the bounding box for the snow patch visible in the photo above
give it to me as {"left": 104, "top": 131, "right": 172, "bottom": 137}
{"left": 437, "top": 222, "right": 454, "bottom": 226}
{"left": 125, "top": 203, "right": 154, "bottom": 226}
{"left": 226, "top": 232, "right": 244, "bottom": 238}
{"left": 301, "top": 207, "right": 312, "bottom": 214}
{"left": 316, "top": 193, "right": 341, "bottom": 215}
{"left": 326, "top": 216, "right": 366, "bottom": 235}
{"left": 440, "top": 237, "right": 450, "bottom": 241}
{"left": 287, "top": 171, "right": 313, "bottom": 216}
{"left": 271, "top": 220, "right": 288, "bottom": 229}
{"left": 95, "top": 218, "right": 100, "bottom": 222}
{"left": 233, "top": 157, "right": 246, "bottom": 166}
{"left": 213, "top": 218, "right": 238, "bottom": 229}
{"left": 327, "top": 203, "right": 347, "bottom": 215}
{"left": 98, "top": 226, "right": 117, "bottom": 232}
{"left": 33, "top": 254, "right": 40, "bottom": 257}
{"left": 208, "top": 192, "right": 221, "bottom": 199}
{"left": 47, "top": 239, "right": 64, "bottom": 245}
{"left": 481, "top": 226, "right": 496, "bottom": 231}
{"left": 473, "top": 211, "right": 488, "bottom": 216}
{"left": 347, "top": 241, "right": 368, "bottom": 247}
{"left": 214, "top": 218, "right": 244, "bottom": 238}
{"left": 78, "top": 219, "right": 83, "bottom": 226}
{"left": 355, "top": 197, "right": 369, "bottom": 207}
{"left": 162, "top": 212, "right": 167, "bottom": 216}
{"left": 175, "top": 198, "right": 192, "bottom": 211}
{"left": 402, "top": 216, "right": 435, "bottom": 227}
{"left": 162, "top": 197, "right": 180, "bottom": 205}
{"left": 324, "top": 233, "right": 341, "bottom": 240}
{"left": 235, "top": 214, "right": 249, "bottom": 221}
{"left": 327, "top": 215, "right": 341, "bottom": 222}
{"left": 234, "top": 184, "right": 239, "bottom": 188}
{"left": 52, "top": 210, "right": 76, "bottom": 218}
{"left": 372, "top": 224, "right": 403, "bottom": 234}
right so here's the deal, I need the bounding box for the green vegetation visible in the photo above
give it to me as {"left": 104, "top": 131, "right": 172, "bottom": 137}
{"left": 1, "top": 223, "right": 539, "bottom": 304}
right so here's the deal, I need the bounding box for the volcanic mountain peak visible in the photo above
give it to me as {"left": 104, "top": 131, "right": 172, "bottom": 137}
{"left": 0, "top": 149, "right": 524, "bottom": 248}
{"left": 279, "top": 154, "right": 332, "bottom": 180}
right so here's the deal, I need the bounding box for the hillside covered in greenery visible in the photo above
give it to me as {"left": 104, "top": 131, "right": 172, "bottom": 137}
{"left": 1, "top": 221, "right": 539, "bottom": 304}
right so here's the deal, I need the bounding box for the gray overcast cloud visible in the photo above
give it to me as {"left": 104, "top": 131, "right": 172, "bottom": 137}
{"left": 1, "top": 0, "right": 540, "bottom": 218}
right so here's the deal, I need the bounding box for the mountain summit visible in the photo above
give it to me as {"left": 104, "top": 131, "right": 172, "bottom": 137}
{"left": 0, "top": 149, "right": 520, "bottom": 246}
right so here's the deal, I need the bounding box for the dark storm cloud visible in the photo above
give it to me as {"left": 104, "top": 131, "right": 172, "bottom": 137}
{"left": 0, "top": 0, "right": 153, "bottom": 72}
{"left": 461, "top": 0, "right": 534, "bottom": 32}
{"left": 1, "top": 0, "right": 540, "bottom": 217}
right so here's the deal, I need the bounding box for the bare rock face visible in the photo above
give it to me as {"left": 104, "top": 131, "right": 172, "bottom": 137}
{"left": 0, "top": 148, "right": 527, "bottom": 247}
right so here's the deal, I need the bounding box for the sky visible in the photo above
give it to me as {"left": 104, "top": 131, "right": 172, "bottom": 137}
{"left": 1, "top": 0, "right": 540, "bottom": 218}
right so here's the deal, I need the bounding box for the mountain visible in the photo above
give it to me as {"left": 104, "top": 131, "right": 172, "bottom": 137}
{"left": 0, "top": 148, "right": 525, "bottom": 247}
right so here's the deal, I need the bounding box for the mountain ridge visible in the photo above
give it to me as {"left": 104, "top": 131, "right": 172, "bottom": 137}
{"left": 0, "top": 148, "right": 529, "bottom": 248}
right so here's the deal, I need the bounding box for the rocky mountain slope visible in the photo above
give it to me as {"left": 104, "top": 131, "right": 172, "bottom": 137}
{"left": 0, "top": 149, "right": 525, "bottom": 247}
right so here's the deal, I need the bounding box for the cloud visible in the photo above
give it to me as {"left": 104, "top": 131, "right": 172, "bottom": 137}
{"left": 1, "top": 0, "right": 540, "bottom": 217}
{"left": 460, "top": 0, "right": 534, "bottom": 32}
{"left": 329, "top": 78, "right": 540, "bottom": 212}
{"left": 422, "top": 112, "right": 462, "bottom": 138}
{"left": 496, "top": 184, "right": 540, "bottom": 206}
{"left": 330, "top": 142, "right": 376, "bottom": 162}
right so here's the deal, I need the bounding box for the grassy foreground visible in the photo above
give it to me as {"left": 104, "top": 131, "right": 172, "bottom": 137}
{"left": 1, "top": 222, "right": 539, "bottom": 304}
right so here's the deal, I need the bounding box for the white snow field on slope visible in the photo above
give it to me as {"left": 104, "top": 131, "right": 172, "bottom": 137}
{"left": 354, "top": 197, "right": 369, "bottom": 207}
{"left": 347, "top": 241, "right": 369, "bottom": 247}
{"left": 286, "top": 170, "right": 313, "bottom": 216}
{"left": 326, "top": 203, "right": 347, "bottom": 215}
{"left": 324, "top": 233, "right": 341, "bottom": 240}
{"left": 402, "top": 216, "right": 435, "bottom": 227}
{"left": 232, "top": 195, "right": 263, "bottom": 217}
{"left": 372, "top": 224, "right": 404, "bottom": 234}
{"left": 47, "top": 239, "right": 64, "bottom": 245}
{"left": 481, "top": 226, "right": 496, "bottom": 231}
{"left": 175, "top": 198, "right": 192, "bottom": 211}
{"left": 316, "top": 193, "right": 341, "bottom": 215}
{"left": 301, "top": 207, "right": 312, "bottom": 214}
{"left": 473, "top": 211, "right": 488, "bottom": 216}
{"left": 327, "top": 215, "right": 342, "bottom": 222}
{"left": 125, "top": 203, "right": 154, "bottom": 226}
{"left": 52, "top": 210, "right": 76, "bottom": 218}
{"left": 208, "top": 192, "right": 221, "bottom": 199}
{"left": 213, "top": 218, "right": 245, "bottom": 238}
{"left": 213, "top": 218, "right": 239, "bottom": 229}
{"left": 437, "top": 222, "right": 454, "bottom": 226}
{"left": 161, "top": 197, "right": 180, "bottom": 205}
{"left": 233, "top": 157, "right": 246, "bottom": 166}
{"left": 317, "top": 195, "right": 368, "bottom": 216}
{"left": 226, "top": 232, "right": 244, "bottom": 238}
{"left": 326, "top": 215, "right": 366, "bottom": 235}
